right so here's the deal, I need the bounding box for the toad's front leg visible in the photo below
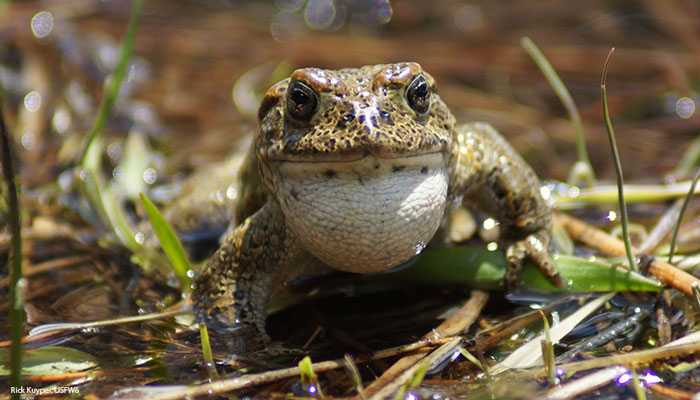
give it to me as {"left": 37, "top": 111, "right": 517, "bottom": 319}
{"left": 451, "top": 122, "right": 563, "bottom": 291}
{"left": 192, "top": 200, "right": 308, "bottom": 353}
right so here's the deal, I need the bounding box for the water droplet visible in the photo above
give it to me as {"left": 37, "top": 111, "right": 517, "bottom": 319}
{"left": 24, "top": 91, "right": 41, "bottom": 112}
{"left": 482, "top": 218, "right": 497, "bottom": 230}
{"left": 605, "top": 210, "right": 617, "bottom": 222}
{"left": 107, "top": 141, "right": 123, "bottom": 160}
{"left": 226, "top": 184, "right": 238, "bottom": 199}
{"left": 143, "top": 167, "right": 157, "bottom": 184}
{"left": 134, "top": 232, "right": 145, "bottom": 244}
{"left": 676, "top": 97, "right": 695, "bottom": 119}
{"left": 112, "top": 166, "right": 122, "bottom": 181}
{"left": 641, "top": 370, "right": 662, "bottom": 385}
{"left": 616, "top": 371, "right": 632, "bottom": 385}
{"left": 31, "top": 11, "right": 54, "bottom": 38}
{"left": 414, "top": 241, "right": 426, "bottom": 255}
{"left": 51, "top": 106, "right": 71, "bottom": 135}
{"left": 21, "top": 132, "right": 35, "bottom": 150}
{"left": 567, "top": 186, "right": 580, "bottom": 198}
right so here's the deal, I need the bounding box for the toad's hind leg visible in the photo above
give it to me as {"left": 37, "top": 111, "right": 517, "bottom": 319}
{"left": 451, "top": 122, "right": 562, "bottom": 291}
{"left": 192, "top": 200, "right": 309, "bottom": 352}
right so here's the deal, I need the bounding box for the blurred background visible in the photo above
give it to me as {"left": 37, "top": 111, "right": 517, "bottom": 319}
{"left": 2, "top": 0, "right": 699, "bottom": 188}
{"left": 2, "top": 1, "right": 700, "bottom": 396}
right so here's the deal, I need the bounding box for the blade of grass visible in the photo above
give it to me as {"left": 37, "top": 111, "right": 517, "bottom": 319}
{"left": 521, "top": 37, "right": 594, "bottom": 186}
{"left": 491, "top": 292, "right": 616, "bottom": 373}
{"left": 673, "top": 133, "right": 700, "bottom": 177}
{"left": 601, "top": 48, "right": 637, "bottom": 272}
{"left": 79, "top": 0, "right": 143, "bottom": 165}
{"left": 553, "top": 180, "right": 700, "bottom": 208}
{"left": 299, "top": 356, "right": 325, "bottom": 398}
{"left": 139, "top": 193, "right": 193, "bottom": 291}
{"left": 1, "top": 93, "right": 23, "bottom": 399}
{"left": 668, "top": 168, "right": 700, "bottom": 262}
{"left": 198, "top": 323, "right": 218, "bottom": 379}
{"left": 392, "top": 248, "right": 663, "bottom": 292}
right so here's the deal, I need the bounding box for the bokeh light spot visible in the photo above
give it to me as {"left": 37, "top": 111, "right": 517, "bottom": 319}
{"left": 676, "top": 97, "right": 695, "bottom": 119}
{"left": 24, "top": 91, "right": 42, "bottom": 113}
{"left": 305, "top": 0, "right": 336, "bottom": 30}
{"left": 31, "top": 11, "right": 54, "bottom": 38}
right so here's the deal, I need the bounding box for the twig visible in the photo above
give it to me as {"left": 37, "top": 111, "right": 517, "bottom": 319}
{"left": 361, "top": 291, "right": 488, "bottom": 399}
{"left": 555, "top": 212, "right": 700, "bottom": 297}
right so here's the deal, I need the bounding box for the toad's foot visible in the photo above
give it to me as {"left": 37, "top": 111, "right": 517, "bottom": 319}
{"left": 505, "top": 229, "right": 562, "bottom": 292}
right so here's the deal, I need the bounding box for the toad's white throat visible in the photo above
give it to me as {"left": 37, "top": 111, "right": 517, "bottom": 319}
{"left": 272, "top": 153, "right": 449, "bottom": 273}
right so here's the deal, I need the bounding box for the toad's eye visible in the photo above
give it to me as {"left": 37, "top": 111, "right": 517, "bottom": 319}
{"left": 406, "top": 74, "right": 431, "bottom": 115}
{"left": 286, "top": 81, "right": 318, "bottom": 120}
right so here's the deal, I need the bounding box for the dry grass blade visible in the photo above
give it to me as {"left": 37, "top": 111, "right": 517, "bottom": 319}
{"left": 556, "top": 212, "right": 700, "bottom": 297}
{"left": 638, "top": 199, "right": 684, "bottom": 253}
{"left": 0, "top": 255, "right": 92, "bottom": 289}
{"left": 545, "top": 365, "right": 629, "bottom": 400}
{"left": 490, "top": 292, "right": 615, "bottom": 374}
{"left": 109, "top": 338, "right": 453, "bottom": 400}
{"left": 425, "top": 290, "right": 489, "bottom": 341}
{"left": 647, "top": 382, "right": 694, "bottom": 399}
{"left": 361, "top": 291, "right": 488, "bottom": 399}
{"left": 367, "top": 338, "right": 461, "bottom": 400}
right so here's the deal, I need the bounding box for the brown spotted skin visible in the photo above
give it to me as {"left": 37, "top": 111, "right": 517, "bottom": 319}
{"left": 191, "top": 62, "right": 562, "bottom": 352}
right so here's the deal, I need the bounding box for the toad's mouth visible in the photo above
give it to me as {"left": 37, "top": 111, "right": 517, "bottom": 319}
{"left": 271, "top": 152, "right": 448, "bottom": 180}
{"left": 269, "top": 152, "right": 450, "bottom": 273}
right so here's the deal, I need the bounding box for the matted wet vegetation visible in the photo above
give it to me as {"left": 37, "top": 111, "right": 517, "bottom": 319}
{"left": 2, "top": 1, "right": 700, "bottom": 398}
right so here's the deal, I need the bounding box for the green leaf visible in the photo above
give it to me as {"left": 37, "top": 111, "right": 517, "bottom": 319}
{"left": 0, "top": 347, "right": 96, "bottom": 376}
{"left": 391, "top": 247, "right": 664, "bottom": 292}
{"left": 140, "top": 193, "right": 193, "bottom": 291}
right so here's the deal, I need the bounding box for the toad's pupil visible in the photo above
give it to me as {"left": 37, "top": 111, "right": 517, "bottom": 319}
{"left": 292, "top": 89, "right": 309, "bottom": 104}
{"left": 414, "top": 81, "right": 428, "bottom": 97}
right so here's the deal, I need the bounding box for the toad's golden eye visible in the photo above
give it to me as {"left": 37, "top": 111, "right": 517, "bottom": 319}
{"left": 405, "top": 74, "right": 431, "bottom": 115}
{"left": 286, "top": 80, "right": 318, "bottom": 120}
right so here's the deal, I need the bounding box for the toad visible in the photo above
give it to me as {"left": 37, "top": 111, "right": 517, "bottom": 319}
{"left": 189, "top": 62, "right": 562, "bottom": 351}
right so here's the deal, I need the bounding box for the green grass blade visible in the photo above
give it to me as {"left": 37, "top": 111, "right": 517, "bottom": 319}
{"left": 0, "top": 347, "right": 95, "bottom": 376}
{"left": 391, "top": 247, "right": 664, "bottom": 292}
{"left": 673, "top": 134, "right": 700, "bottom": 177}
{"left": 198, "top": 323, "right": 218, "bottom": 379}
{"left": 601, "top": 48, "right": 637, "bottom": 272}
{"left": 139, "top": 193, "right": 193, "bottom": 291}
{"left": 79, "top": 0, "right": 143, "bottom": 165}
{"left": 668, "top": 168, "right": 700, "bottom": 262}
{"left": 521, "top": 36, "right": 594, "bottom": 186}
{"left": 1, "top": 94, "right": 24, "bottom": 399}
{"left": 553, "top": 180, "right": 700, "bottom": 209}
